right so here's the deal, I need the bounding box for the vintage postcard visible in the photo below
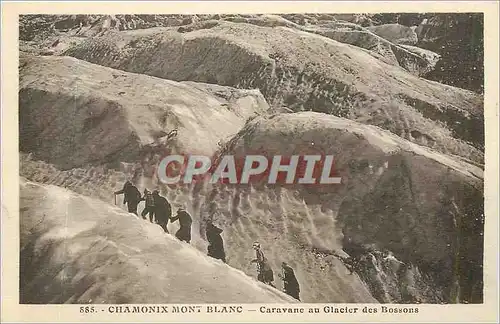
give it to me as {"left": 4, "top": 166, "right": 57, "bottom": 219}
{"left": 1, "top": 1, "right": 499, "bottom": 323}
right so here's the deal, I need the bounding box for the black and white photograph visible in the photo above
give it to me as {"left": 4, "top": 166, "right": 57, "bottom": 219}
{"left": 2, "top": 2, "right": 498, "bottom": 321}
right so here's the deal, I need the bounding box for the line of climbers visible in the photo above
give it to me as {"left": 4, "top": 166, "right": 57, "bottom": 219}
{"left": 114, "top": 180, "right": 192, "bottom": 243}
{"left": 114, "top": 180, "right": 301, "bottom": 301}
{"left": 114, "top": 180, "right": 226, "bottom": 262}
{"left": 251, "top": 242, "right": 301, "bottom": 301}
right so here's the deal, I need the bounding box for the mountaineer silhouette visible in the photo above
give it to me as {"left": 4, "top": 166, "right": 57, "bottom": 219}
{"left": 171, "top": 207, "right": 193, "bottom": 243}
{"left": 152, "top": 190, "right": 171, "bottom": 233}
{"left": 251, "top": 242, "right": 275, "bottom": 287}
{"left": 114, "top": 180, "right": 141, "bottom": 215}
{"left": 206, "top": 222, "right": 226, "bottom": 263}
{"left": 279, "top": 262, "right": 301, "bottom": 301}
{"left": 140, "top": 189, "right": 156, "bottom": 223}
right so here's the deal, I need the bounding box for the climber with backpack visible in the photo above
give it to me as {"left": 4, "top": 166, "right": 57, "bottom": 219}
{"left": 140, "top": 188, "right": 156, "bottom": 223}
{"left": 114, "top": 180, "right": 141, "bottom": 216}
{"left": 171, "top": 207, "right": 193, "bottom": 243}
{"left": 206, "top": 221, "right": 226, "bottom": 263}
{"left": 250, "top": 242, "right": 275, "bottom": 287}
{"left": 152, "top": 190, "right": 172, "bottom": 233}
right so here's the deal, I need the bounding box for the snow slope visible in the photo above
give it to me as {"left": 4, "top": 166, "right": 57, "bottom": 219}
{"left": 20, "top": 111, "right": 483, "bottom": 303}
{"left": 201, "top": 112, "right": 483, "bottom": 304}
{"left": 63, "top": 20, "right": 483, "bottom": 164}
{"left": 19, "top": 178, "right": 296, "bottom": 304}
{"left": 19, "top": 55, "right": 270, "bottom": 170}
{"left": 17, "top": 14, "right": 485, "bottom": 305}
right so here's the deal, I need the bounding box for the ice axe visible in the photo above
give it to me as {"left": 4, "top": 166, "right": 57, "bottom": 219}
{"left": 114, "top": 193, "right": 117, "bottom": 206}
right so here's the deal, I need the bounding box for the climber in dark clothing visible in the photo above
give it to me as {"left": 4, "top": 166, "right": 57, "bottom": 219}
{"left": 140, "top": 189, "right": 156, "bottom": 223}
{"left": 171, "top": 208, "right": 192, "bottom": 243}
{"left": 279, "top": 262, "right": 301, "bottom": 301}
{"left": 251, "top": 242, "right": 275, "bottom": 287}
{"left": 152, "top": 190, "right": 171, "bottom": 233}
{"left": 114, "top": 180, "right": 141, "bottom": 215}
{"left": 206, "top": 222, "right": 226, "bottom": 263}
